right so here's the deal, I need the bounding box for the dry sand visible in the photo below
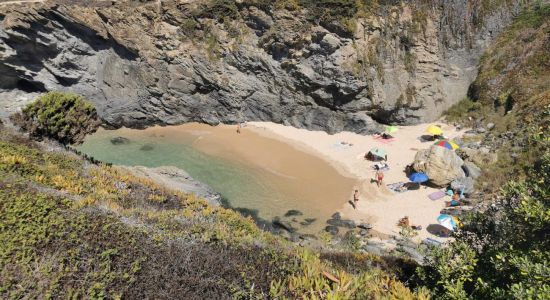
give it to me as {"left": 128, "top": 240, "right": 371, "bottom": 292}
{"left": 248, "top": 121, "right": 465, "bottom": 242}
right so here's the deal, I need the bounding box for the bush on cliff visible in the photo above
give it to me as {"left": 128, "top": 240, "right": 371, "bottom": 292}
{"left": 417, "top": 122, "right": 550, "bottom": 299}
{"left": 10, "top": 91, "right": 100, "bottom": 145}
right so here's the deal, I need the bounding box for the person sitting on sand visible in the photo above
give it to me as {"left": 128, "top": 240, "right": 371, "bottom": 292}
{"left": 398, "top": 216, "right": 410, "bottom": 228}
{"left": 397, "top": 216, "right": 422, "bottom": 231}
{"left": 364, "top": 152, "right": 374, "bottom": 161}
{"left": 381, "top": 133, "right": 393, "bottom": 139}
{"left": 375, "top": 169, "right": 384, "bottom": 187}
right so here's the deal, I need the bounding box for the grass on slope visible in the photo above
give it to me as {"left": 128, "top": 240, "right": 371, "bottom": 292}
{"left": 444, "top": 3, "right": 550, "bottom": 195}
{"left": 0, "top": 126, "right": 426, "bottom": 299}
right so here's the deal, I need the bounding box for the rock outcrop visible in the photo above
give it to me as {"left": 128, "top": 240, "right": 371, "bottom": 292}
{"left": 413, "top": 145, "right": 465, "bottom": 186}
{"left": 0, "top": 0, "right": 527, "bottom": 133}
{"left": 123, "top": 165, "right": 222, "bottom": 206}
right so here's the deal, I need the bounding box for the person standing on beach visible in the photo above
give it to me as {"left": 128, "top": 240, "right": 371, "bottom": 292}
{"left": 353, "top": 189, "right": 360, "bottom": 209}
{"left": 236, "top": 123, "right": 241, "bottom": 134}
{"left": 375, "top": 169, "right": 384, "bottom": 187}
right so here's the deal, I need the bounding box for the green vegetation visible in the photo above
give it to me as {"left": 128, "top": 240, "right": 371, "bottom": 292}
{"left": 444, "top": 3, "right": 550, "bottom": 194}
{"left": 10, "top": 91, "right": 100, "bottom": 145}
{"left": 0, "top": 127, "right": 426, "bottom": 298}
{"left": 426, "top": 4, "right": 550, "bottom": 298}
{"left": 418, "top": 144, "right": 550, "bottom": 299}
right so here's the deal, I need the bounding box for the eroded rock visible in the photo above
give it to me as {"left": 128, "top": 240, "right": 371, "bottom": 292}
{"left": 413, "top": 145, "right": 465, "bottom": 186}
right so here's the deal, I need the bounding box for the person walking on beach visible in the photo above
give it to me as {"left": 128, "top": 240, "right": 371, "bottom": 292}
{"left": 375, "top": 169, "right": 384, "bottom": 187}
{"left": 236, "top": 123, "right": 241, "bottom": 134}
{"left": 353, "top": 189, "right": 360, "bottom": 209}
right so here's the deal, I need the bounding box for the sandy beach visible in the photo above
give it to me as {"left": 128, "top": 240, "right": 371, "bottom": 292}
{"left": 248, "top": 121, "right": 465, "bottom": 242}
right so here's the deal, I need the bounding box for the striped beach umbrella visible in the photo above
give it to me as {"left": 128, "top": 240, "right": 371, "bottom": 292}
{"left": 434, "top": 140, "right": 459, "bottom": 150}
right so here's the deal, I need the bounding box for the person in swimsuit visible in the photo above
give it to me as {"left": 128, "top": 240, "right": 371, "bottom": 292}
{"left": 353, "top": 189, "right": 359, "bottom": 209}
{"left": 375, "top": 170, "right": 384, "bottom": 187}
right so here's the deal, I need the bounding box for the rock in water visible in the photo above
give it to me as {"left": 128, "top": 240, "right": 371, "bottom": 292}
{"left": 111, "top": 136, "right": 131, "bottom": 145}
{"left": 140, "top": 144, "right": 154, "bottom": 151}
{"left": 300, "top": 218, "right": 317, "bottom": 226}
{"left": 272, "top": 217, "right": 297, "bottom": 233}
{"left": 284, "top": 209, "right": 303, "bottom": 217}
{"left": 413, "top": 145, "right": 465, "bottom": 186}
{"left": 325, "top": 226, "right": 339, "bottom": 235}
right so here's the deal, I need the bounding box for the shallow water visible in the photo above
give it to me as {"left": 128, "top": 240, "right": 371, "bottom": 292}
{"left": 78, "top": 124, "right": 357, "bottom": 234}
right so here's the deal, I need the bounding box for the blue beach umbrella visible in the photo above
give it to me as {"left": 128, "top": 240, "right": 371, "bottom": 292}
{"left": 409, "top": 172, "right": 429, "bottom": 183}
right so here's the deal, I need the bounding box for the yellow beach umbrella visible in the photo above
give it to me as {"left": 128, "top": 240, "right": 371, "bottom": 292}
{"left": 427, "top": 125, "right": 443, "bottom": 136}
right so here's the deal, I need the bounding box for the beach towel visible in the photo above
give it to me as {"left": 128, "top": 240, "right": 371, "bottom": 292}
{"left": 428, "top": 191, "right": 446, "bottom": 201}
{"left": 373, "top": 136, "right": 396, "bottom": 144}
{"left": 330, "top": 142, "right": 352, "bottom": 151}
{"left": 387, "top": 182, "right": 407, "bottom": 193}
{"left": 373, "top": 163, "right": 390, "bottom": 171}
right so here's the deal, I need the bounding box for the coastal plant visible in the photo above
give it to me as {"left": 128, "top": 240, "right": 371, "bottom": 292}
{"left": 10, "top": 91, "right": 100, "bottom": 144}
{"left": 0, "top": 125, "right": 427, "bottom": 298}
{"left": 417, "top": 151, "right": 550, "bottom": 299}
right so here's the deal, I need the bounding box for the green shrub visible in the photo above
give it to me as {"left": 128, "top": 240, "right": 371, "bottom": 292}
{"left": 444, "top": 97, "right": 483, "bottom": 123}
{"left": 418, "top": 145, "right": 550, "bottom": 299}
{"left": 10, "top": 91, "right": 100, "bottom": 145}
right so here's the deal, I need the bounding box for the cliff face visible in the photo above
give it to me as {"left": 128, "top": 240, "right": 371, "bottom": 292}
{"left": 0, "top": 0, "right": 526, "bottom": 133}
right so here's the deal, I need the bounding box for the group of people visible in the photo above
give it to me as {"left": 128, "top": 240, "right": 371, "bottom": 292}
{"left": 445, "top": 190, "right": 464, "bottom": 207}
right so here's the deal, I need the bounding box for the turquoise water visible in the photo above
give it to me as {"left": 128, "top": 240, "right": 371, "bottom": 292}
{"left": 78, "top": 129, "right": 277, "bottom": 213}
{"left": 77, "top": 126, "right": 352, "bottom": 233}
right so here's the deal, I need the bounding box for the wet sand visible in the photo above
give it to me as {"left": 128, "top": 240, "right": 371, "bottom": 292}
{"left": 248, "top": 121, "right": 466, "bottom": 242}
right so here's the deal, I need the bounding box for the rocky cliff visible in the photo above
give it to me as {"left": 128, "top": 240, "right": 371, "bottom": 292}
{"left": 0, "top": 0, "right": 527, "bottom": 133}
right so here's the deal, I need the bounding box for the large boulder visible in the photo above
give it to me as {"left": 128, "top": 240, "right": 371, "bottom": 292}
{"left": 413, "top": 145, "right": 465, "bottom": 186}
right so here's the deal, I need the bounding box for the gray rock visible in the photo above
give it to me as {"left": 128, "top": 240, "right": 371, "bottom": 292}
{"left": 245, "top": 7, "right": 274, "bottom": 31}
{"left": 0, "top": 2, "right": 523, "bottom": 134}
{"left": 359, "top": 229, "right": 370, "bottom": 236}
{"left": 284, "top": 209, "right": 303, "bottom": 217}
{"left": 110, "top": 136, "right": 131, "bottom": 145}
{"left": 451, "top": 176, "right": 475, "bottom": 195}
{"left": 326, "top": 218, "right": 356, "bottom": 229}
{"left": 272, "top": 217, "right": 297, "bottom": 233}
{"left": 122, "top": 166, "right": 222, "bottom": 206}
{"left": 487, "top": 123, "right": 495, "bottom": 130}
{"left": 462, "top": 161, "right": 482, "bottom": 179}
{"left": 325, "top": 225, "right": 339, "bottom": 235}
{"left": 300, "top": 218, "right": 317, "bottom": 226}
{"left": 139, "top": 144, "right": 154, "bottom": 151}
{"left": 357, "top": 222, "right": 373, "bottom": 230}
{"left": 413, "top": 145, "right": 466, "bottom": 186}
{"left": 363, "top": 245, "right": 385, "bottom": 256}
{"left": 400, "top": 246, "right": 425, "bottom": 264}
{"left": 476, "top": 127, "right": 487, "bottom": 133}
{"left": 299, "top": 234, "right": 317, "bottom": 241}
{"left": 319, "top": 33, "right": 341, "bottom": 53}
